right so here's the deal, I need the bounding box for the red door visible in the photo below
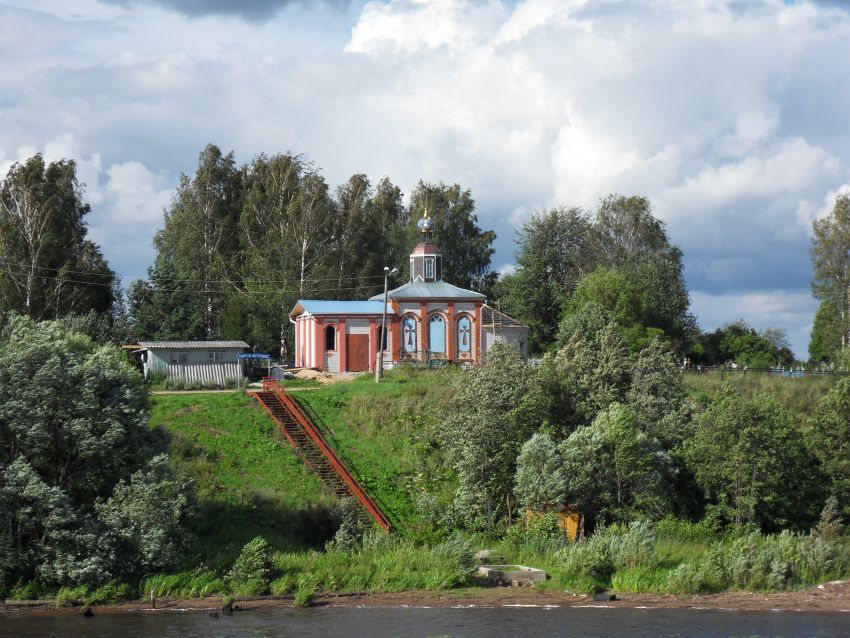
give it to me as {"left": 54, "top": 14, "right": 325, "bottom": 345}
{"left": 347, "top": 334, "right": 370, "bottom": 372}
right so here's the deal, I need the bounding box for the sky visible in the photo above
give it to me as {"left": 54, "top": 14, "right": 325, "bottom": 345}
{"left": 1, "top": 0, "right": 849, "bottom": 356}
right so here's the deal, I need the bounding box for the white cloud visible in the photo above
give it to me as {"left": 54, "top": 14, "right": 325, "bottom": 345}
{"left": 2, "top": 0, "right": 850, "bottom": 355}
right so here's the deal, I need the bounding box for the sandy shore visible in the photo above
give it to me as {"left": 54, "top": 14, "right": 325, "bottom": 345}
{"left": 3, "top": 581, "right": 850, "bottom": 617}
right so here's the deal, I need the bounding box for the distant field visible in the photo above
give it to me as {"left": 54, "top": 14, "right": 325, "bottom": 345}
{"left": 683, "top": 371, "right": 839, "bottom": 424}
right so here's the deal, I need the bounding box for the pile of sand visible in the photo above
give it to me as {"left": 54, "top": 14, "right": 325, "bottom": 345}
{"left": 293, "top": 369, "right": 360, "bottom": 384}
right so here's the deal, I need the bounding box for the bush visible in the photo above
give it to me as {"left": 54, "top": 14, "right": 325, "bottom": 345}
{"left": 294, "top": 577, "right": 317, "bottom": 607}
{"left": 9, "top": 581, "right": 45, "bottom": 600}
{"left": 325, "top": 500, "right": 371, "bottom": 552}
{"left": 656, "top": 516, "right": 717, "bottom": 543}
{"left": 610, "top": 567, "right": 668, "bottom": 593}
{"left": 610, "top": 521, "right": 657, "bottom": 569}
{"left": 85, "top": 581, "right": 136, "bottom": 605}
{"left": 503, "top": 511, "right": 566, "bottom": 553}
{"left": 55, "top": 585, "right": 89, "bottom": 607}
{"left": 228, "top": 536, "right": 273, "bottom": 595}
{"left": 664, "top": 531, "right": 850, "bottom": 594}
{"left": 431, "top": 534, "right": 477, "bottom": 588}
{"left": 140, "top": 571, "right": 226, "bottom": 598}
{"left": 558, "top": 522, "right": 657, "bottom": 582}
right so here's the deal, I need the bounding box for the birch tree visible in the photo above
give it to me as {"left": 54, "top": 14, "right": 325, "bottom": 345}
{"left": 811, "top": 194, "right": 850, "bottom": 355}
{"left": 0, "top": 155, "right": 115, "bottom": 319}
{"left": 240, "top": 153, "right": 306, "bottom": 358}
{"left": 154, "top": 145, "right": 243, "bottom": 339}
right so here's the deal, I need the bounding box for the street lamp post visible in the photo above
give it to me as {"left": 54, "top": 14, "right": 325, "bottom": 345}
{"left": 376, "top": 266, "right": 399, "bottom": 382}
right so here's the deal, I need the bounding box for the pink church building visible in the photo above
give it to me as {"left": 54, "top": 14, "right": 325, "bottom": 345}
{"left": 290, "top": 215, "right": 528, "bottom": 372}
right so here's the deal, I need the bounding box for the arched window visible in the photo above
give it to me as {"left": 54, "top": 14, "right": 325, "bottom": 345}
{"left": 325, "top": 325, "right": 336, "bottom": 351}
{"left": 429, "top": 314, "right": 446, "bottom": 354}
{"left": 377, "top": 324, "right": 389, "bottom": 351}
{"left": 457, "top": 315, "right": 472, "bottom": 354}
{"left": 403, "top": 316, "right": 417, "bottom": 353}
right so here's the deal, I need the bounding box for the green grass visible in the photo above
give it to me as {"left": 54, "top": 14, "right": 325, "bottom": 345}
{"left": 269, "top": 534, "right": 476, "bottom": 595}
{"left": 150, "top": 392, "right": 335, "bottom": 569}
{"left": 277, "top": 377, "right": 323, "bottom": 388}
{"left": 290, "top": 367, "right": 461, "bottom": 532}
{"left": 140, "top": 571, "right": 226, "bottom": 599}
{"left": 684, "top": 372, "right": 838, "bottom": 424}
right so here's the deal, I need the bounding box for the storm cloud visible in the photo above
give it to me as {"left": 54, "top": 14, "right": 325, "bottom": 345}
{"left": 101, "top": 0, "right": 349, "bottom": 22}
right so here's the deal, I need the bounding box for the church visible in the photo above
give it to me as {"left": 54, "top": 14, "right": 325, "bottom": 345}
{"left": 290, "top": 214, "right": 529, "bottom": 373}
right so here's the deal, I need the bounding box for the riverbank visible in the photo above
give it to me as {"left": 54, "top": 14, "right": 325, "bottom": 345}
{"left": 4, "top": 580, "right": 850, "bottom": 617}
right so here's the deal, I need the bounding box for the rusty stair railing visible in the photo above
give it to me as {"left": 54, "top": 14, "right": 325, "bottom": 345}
{"left": 252, "top": 377, "right": 392, "bottom": 533}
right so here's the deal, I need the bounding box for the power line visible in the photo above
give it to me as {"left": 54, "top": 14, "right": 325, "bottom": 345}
{"left": 0, "top": 264, "right": 389, "bottom": 296}
{"left": 0, "top": 258, "right": 390, "bottom": 285}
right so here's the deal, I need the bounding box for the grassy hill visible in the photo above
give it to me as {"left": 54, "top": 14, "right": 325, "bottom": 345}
{"left": 149, "top": 367, "right": 844, "bottom": 570}
{"left": 150, "top": 367, "right": 461, "bottom": 566}
{"left": 683, "top": 370, "right": 839, "bottom": 424}
{"left": 150, "top": 392, "right": 334, "bottom": 569}
{"left": 289, "top": 367, "right": 460, "bottom": 533}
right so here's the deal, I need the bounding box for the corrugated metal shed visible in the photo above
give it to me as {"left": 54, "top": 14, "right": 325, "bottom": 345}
{"left": 290, "top": 300, "right": 394, "bottom": 318}
{"left": 167, "top": 362, "right": 243, "bottom": 384}
{"left": 139, "top": 340, "right": 249, "bottom": 349}
{"left": 369, "top": 280, "right": 486, "bottom": 301}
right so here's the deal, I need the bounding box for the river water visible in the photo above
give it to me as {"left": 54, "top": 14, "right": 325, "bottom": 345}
{"left": 3, "top": 605, "right": 850, "bottom": 638}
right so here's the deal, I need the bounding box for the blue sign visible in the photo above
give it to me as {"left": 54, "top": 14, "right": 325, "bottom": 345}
{"left": 238, "top": 353, "right": 271, "bottom": 360}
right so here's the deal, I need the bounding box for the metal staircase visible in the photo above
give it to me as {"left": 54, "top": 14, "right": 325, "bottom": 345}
{"left": 252, "top": 378, "right": 392, "bottom": 532}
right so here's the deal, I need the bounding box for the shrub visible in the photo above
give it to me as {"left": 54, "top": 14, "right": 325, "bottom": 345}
{"left": 610, "top": 521, "right": 657, "bottom": 570}
{"left": 664, "top": 531, "right": 850, "bottom": 594}
{"left": 503, "top": 511, "right": 566, "bottom": 553}
{"left": 140, "top": 571, "right": 226, "bottom": 598}
{"left": 85, "top": 581, "right": 136, "bottom": 605}
{"left": 294, "top": 576, "right": 317, "bottom": 607}
{"left": 655, "top": 516, "right": 717, "bottom": 543}
{"left": 228, "top": 536, "right": 273, "bottom": 595}
{"left": 558, "top": 521, "right": 657, "bottom": 582}
{"left": 558, "top": 534, "right": 614, "bottom": 581}
{"left": 55, "top": 585, "right": 89, "bottom": 607}
{"left": 431, "top": 534, "right": 477, "bottom": 588}
{"left": 325, "top": 500, "right": 371, "bottom": 552}
{"left": 666, "top": 562, "right": 718, "bottom": 595}
{"left": 610, "top": 567, "right": 668, "bottom": 593}
{"left": 9, "top": 581, "right": 45, "bottom": 600}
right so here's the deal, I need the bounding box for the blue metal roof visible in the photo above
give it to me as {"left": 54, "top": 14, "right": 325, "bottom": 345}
{"left": 290, "top": 300, "right": 394, "bottom": 318}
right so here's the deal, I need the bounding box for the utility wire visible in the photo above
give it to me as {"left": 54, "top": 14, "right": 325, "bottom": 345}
{"left": 0, "top": 258, "right": 389, "bottom": 285}
{"left": 0, "top": 264, "right": 390, "bottom": 296}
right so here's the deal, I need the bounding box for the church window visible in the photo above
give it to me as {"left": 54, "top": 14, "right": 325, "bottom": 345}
{"left": 429, "top": 314, "right": 446, "bottom": 354}
{"left": 377, "top": 324, "right": 389, "bottom": 351}
{"left": 425, "top": 257, "right": 434, "bottom": 279}
{"left": 457, "top": 316, "right": 472, "bottom": 354}
{"left": 325, "top": 325, "right": 336, "bottom": 351}
{"left": 403, "top": 316, "right": 417, "bottom": 353}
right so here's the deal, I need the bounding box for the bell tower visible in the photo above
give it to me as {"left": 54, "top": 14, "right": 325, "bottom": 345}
{"left": 409, "top": 211, "right": 442, "bottom": 282}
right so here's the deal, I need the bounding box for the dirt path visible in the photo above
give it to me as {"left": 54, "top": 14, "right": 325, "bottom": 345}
{"left": 5, "top": 581, "right": 850, "bottom": 617}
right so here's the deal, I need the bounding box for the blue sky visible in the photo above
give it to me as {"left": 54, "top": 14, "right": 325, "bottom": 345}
{"left": 1, "top": 0, "right": 849, "bottom": 356}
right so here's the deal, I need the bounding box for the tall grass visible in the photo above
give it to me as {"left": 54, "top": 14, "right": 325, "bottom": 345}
{"left": 140, "top": 571, "right": 226, "bottom": 598}
{"left": 684, "top": 372, "right": 837, "bottom": 423}
{"left": 269, "top": 533, "right": 476, "bottom": 595}
{"left": 495, "top": 519, "right": 850, "bottom": 596}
